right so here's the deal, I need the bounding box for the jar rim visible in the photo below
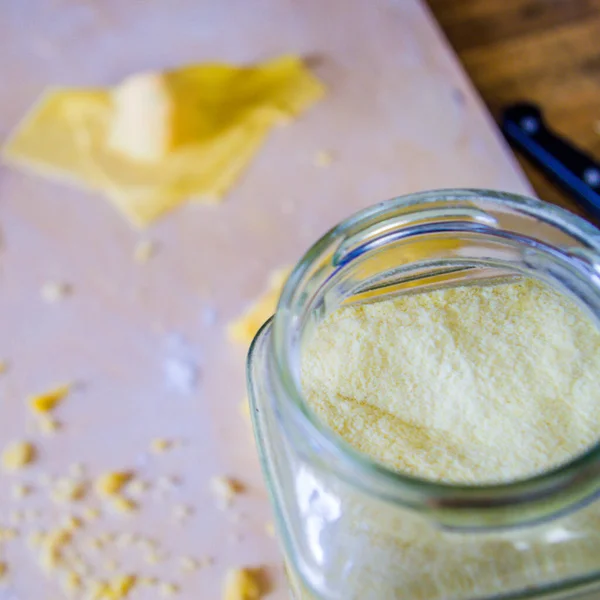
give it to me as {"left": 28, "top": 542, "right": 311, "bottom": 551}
{"left": 269, "top": 188, "right": 600, "bottom": 527}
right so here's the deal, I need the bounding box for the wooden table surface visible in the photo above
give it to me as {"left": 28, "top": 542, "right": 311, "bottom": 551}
{"left": 428, "top": 0, "right": 600, "bottom": 219}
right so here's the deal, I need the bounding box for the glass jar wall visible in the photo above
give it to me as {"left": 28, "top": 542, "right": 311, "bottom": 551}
{"left": 247, "top": 190, "right": 600, "bottom": 600}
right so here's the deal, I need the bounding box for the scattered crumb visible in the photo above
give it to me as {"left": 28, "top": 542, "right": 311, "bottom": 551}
{"left": 127, "top": 479, "right": 150, "bottom": 496}
{"left": 313, "top": 149, "right": 334, "bottom": 167}
{"left": 134, "top": 239, "right": 157, "bottom": 263}
{"left": 240, "top": 398, "right": 250, "bottom": 421}
{"left": 109, "top": 574, "right": 137, "bottom": 598}
{"left": 9, "top": 510, "right": 23, "bottom": 525}
{"left": 38, "top": 415, "right": 61, "bottom": 434}
{"left": 210, "top": 476, "right": 244, "bottom": 509}
{"left": 0, "top": 360, "right": 8, "bottom": 374}
{"left": 104, "top": 558, "right": 119, "bottom": 572}
{"left": 172, "top": 503, "right": 194, "bottom": 522}
{"left": 0, "top": 562, "right": 8, "bottom": 583}
{"left": 116, "top": 532, "right": 136, "bottom": 547}
{"left": 41, "top": 281, "right": 71, "bottom": 303}
{"left": 265, "top": 522, "right": 275, "bottom": 537}
{"left": 69, "top": 463, "right": 85, "bottom": 478}
{"left": 96, "top": 471, "right": 133, "bottom": 497}
{"left": 87, "top": 537, "right": 103, "bottom": 551}
{"left": 62, "top": 570, "right": 81, "bottom": 595}
{"left": 150, "top": 438, "right": 172, "bottom": 453}
{"left": 156, "top": 475, "right": 181, "bottom": 493}
{"left": 0, "top": 527, "right": 18, "bottom": 542}
{"left": 28, "top": 530, "right": 45, "bottom": 548}
{"left": 83, "top": 507, "right": 101, "bottom": 521}
{"left": 29, "top": 383, "right": 71, "bottom": 413}
{"left": 63, "top": 516, "right": 83, "bottom": 531}
{"left": 223, "top": 568, "right": 262, "bottom": 600}
{"left": 11, "top": 482, "right": 31, "bottom": 499}
{"left": 179, "top": 556, "right": 200, "bottom": 572}
{"left": 111, "top": 496, "right": 138, "bottom": 514}
{"left": 51, "top": 478, "right": 86, "bottom": 503}
{"left": 159, "top": 582, "right": 179, "bottom": 597}
{"left": 145, "top": 550, "right": 164, "bottom": 565}
{"left": 1, "top": 440, "right": 36, "bottom": 471}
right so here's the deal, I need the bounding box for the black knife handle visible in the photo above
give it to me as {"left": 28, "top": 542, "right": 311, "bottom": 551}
{"left": 501, "top": 103, "right": 600, "bottom": 220}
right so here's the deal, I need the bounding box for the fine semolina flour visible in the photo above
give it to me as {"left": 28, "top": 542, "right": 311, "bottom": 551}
{"left": 295, "top": 278, "right": 600, "bottom": 599}
{"left": 302, "top": 278, "right": 600, "bottom": 483}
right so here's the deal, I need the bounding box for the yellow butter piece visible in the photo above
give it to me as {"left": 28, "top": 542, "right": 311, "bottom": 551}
{"left": 228, "top": 267, "right": 291, "bottom": 345}
{"left": 108, "top": 73, "right": 183, "bottom": 163}
{"left": 29, "top": 383, "right": 71, "bottom": 413}
{"left": 3, "top": 56, "right": 324, "bottom": 227}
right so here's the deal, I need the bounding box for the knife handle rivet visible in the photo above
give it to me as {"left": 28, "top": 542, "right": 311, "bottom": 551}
{"left": 520, "top": 116, "right": 539, "bottom": 134}
{"left": 583, "top": 167, "right": 600, "bottom": 188}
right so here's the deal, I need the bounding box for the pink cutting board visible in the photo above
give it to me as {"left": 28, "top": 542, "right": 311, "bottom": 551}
{"left": 0, "top": 1, "right": 531, "bottom": 598}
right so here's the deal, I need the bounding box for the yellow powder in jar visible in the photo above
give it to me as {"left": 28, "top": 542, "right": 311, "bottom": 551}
{"left": 302, "top": 278, "right": 600, "bottom": 483}
{"left": 295, "top": 278, "right": 600, "bottom": 599}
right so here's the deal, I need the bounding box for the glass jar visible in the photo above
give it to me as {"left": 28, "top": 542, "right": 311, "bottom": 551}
{"left": 247, "top": 189, "right": 600, "bottom": 600}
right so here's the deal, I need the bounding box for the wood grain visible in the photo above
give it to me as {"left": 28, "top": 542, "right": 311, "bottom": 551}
{"left": 428, "top": 0, "right": 600, "bottom": 218}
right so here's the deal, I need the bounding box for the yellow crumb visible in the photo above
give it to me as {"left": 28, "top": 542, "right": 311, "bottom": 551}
{"left": 104, "top": 558, "right": 119, "bottom": 572}
{"left": 69, "top": 462, "right": 85, "bottom": 477}
{"left": 199, "top": 556, "right": 214, "bottom": 568}
{"left": 83, "top": 507, "right": 101, "bottom": 521}
{"left": 126, "top": 479, "right": 149, "bottom": 496}
{"left": 64, "top": 515, "right": 83, "bottom": 530}
{"left": 28, "top": 530, "right": 46, "bottom": 548}
{"left": 38, "top": 415, "right": 61, "bottom": 434}
{"left": 228, "top": 267, "right": 291, "bottom": 346}
{"left": 145, "top": 550, "right": 163, "bottom": 565}
{"left": 159, "top": 582, "right": 179, "bottom": 597}
{"left": 150, "top": 438, "right": 172, "bottom": 453}
{"left": 109, "top": 574, "right": 136, "bottom": 598}
{"left": 111, "top": 496, "right": 137, "bottom": 514}
{"left": 210, "top": 476, "right": 244, "bottom": 509}
{"left": 41, "top": 281, "right": 71, "bottom": 302}
{"left": 240, "top": 398, "right": 250, "bottom": 420}
{"left": 172, "top": 503, "right": 194, "bottom": 522}
{"left": 9, "top": 510, "right": 23, "bottom": 525}
{"left": 116, "top": 532, "right": 136, "bottom": 547}
{"left": 51, "top": 477, "right": 86, "bottom": 503}
{"left": 134, "top": 240, "right": 157, "bottom": 263}
{"left": 223, "top": 568, "right": 262, "bottom": 600}
{"left": 87, "top": 537, "right": 103, "bottom": 551}
{"left": 96, "top": 472, "right": 133, "bottom": 497}
{"left": 0, "top": 528, "right": 18, "bottom": 542}
{"left": 265, "top": 522, "right": 275, "bottom": 537}
{"left": 0, "top": 562, "right": 7, "bottom": 583}
{"left": 0, "top": 361, "right": 8, "bottom": 374}
{"left": 313, "top": 149, "right": 334, "bottom": 167}
{"left": 40, "top": 527, "right": 72, "bottom": 573}
{"left": 11, "top": 483, "right": 31, "bottom": 499}
{"left": 179, "top": 556, "right": 200, "bottom": 572}
{"left": 1, "top": 440, "right": 36, "bottom": 471}
{"left": 62, "top": 570, "right": 81, "bottom": 595}
{"left": 29, "top": 383, "right": 70, "bottom": 413}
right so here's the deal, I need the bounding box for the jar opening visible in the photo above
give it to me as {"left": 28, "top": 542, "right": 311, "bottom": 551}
{"left": 270, "top": 189, "right": 600, "bottom": 528}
